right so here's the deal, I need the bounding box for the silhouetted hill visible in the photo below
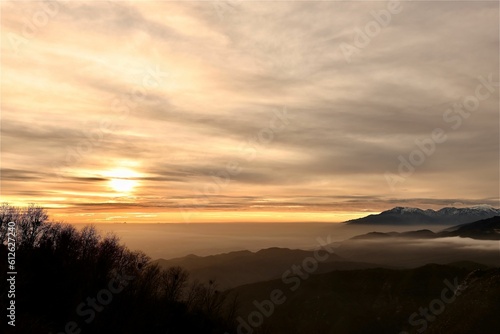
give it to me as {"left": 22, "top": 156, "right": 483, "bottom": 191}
{"left": 346, "top": 206, "right": 500, "bottom": 226}
{"left": 443, "top": 215, "right": 500, "bottom": 240}
{"left": 154, "top": 247, "right": 389, "bottom": 288}
{"left": 445, "top": 260, "right": 491, "bottom": 271}
{"left": 351, "top": 229, "right": 436, "bottom": 240}
{"left": 350, "top": 216, "right": 500, "bottom": 241}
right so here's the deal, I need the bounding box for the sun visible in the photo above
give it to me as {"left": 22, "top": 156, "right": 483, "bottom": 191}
{"left": 109, "top": 178, "right": 136, "bottom": 193}
{"left": 105, "top": 168, "right": 139, "bottom": 194}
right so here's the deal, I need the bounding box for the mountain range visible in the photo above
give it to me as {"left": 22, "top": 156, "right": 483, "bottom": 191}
{"left": 149, "top": 213, "right": 500, "bottom": 333}
{"left": 154, "top": 215, "right": 500, "bottom": 288}
{"left": 345, "top": 205, "right": 500, "bottom": 225}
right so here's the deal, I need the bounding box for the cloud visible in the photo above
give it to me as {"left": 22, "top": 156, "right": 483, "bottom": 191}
{"left": 1, "top": 1, "right": 498, "bottom": 222}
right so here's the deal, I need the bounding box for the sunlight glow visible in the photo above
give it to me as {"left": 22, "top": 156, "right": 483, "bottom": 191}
{"left": 104, "top": 168, "right": 140, "bottom": 194}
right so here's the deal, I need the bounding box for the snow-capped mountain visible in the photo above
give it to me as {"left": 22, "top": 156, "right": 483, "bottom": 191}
{"left": 346, "top": 205, "right": 500, "bottom": 225}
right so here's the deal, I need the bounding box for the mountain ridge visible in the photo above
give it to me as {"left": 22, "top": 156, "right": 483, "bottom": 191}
{"left": 153, "top": 247, "right": 389, "bottom": 289}
{"left": 346, "top": 205, "right": 500, "bottom": 225}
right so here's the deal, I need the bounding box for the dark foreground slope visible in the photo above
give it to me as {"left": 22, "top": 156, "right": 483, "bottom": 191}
{"left": 426, "top": 268, "right": 500, "bottom": 334}
{"left": 229, "top": 265, "right": 500, "bottom": 334}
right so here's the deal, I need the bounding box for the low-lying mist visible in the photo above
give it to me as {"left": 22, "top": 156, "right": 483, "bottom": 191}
{"left": 76, "top": 223, "right": 483, "bottom": 262}
{"left": 335, "top": 236, "right": 500, "bottom": 268}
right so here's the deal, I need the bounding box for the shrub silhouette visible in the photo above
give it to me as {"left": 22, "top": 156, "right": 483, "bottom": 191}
{"left": 0, "top": 203, "right": 237, "bottom": 334}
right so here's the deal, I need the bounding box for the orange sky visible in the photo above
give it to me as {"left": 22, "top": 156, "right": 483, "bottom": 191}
{"left": 1, "top": 1, "right": 498, "bottom": 223}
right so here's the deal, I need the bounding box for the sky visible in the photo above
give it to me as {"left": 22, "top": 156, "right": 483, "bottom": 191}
{"left": 1, "top": 1, "right": 499, "bottom": 223}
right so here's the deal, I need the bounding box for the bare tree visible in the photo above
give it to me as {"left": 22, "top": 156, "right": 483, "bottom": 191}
{"left": 185, "top": 279, "right": 206, "bottom": 310}
{"left": 79, "top": 225, "right": 101, "bottom": 261}
{"left": 224, "top": 292, "right": 240, "bottom": 327}
{"left": 203, "top": 279, "right": 227, "bottom": 316}
{"left": 0, "top": 203, "right": 21, "bottom": 244}
{"left": 161, "top": 266, "right": 189, "bottom": 302}
{"left": 18, "top": 204, "right": 49, "bottom": 248}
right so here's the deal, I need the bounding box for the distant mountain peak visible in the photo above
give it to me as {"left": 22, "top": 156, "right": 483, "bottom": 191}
{"left": 471, "top": 204, "right": 495, "bottom": 209}
{"left": 385, "top": 207, "right": 425, "bottom": 214}
{"left": 346, "top": 206, "right": 500, "bottom": 225}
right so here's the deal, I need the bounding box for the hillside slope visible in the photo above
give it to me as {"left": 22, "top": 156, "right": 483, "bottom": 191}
{"left": 426, "top": 268, "right": 500, "bottom": 334}
{"left": 229, "top": 265, "right": 500, "bottom": 334}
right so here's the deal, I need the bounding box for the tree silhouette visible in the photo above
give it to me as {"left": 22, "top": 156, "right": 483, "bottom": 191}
{"left": 0, "top": 204, "right": 237, "bottom": 334}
